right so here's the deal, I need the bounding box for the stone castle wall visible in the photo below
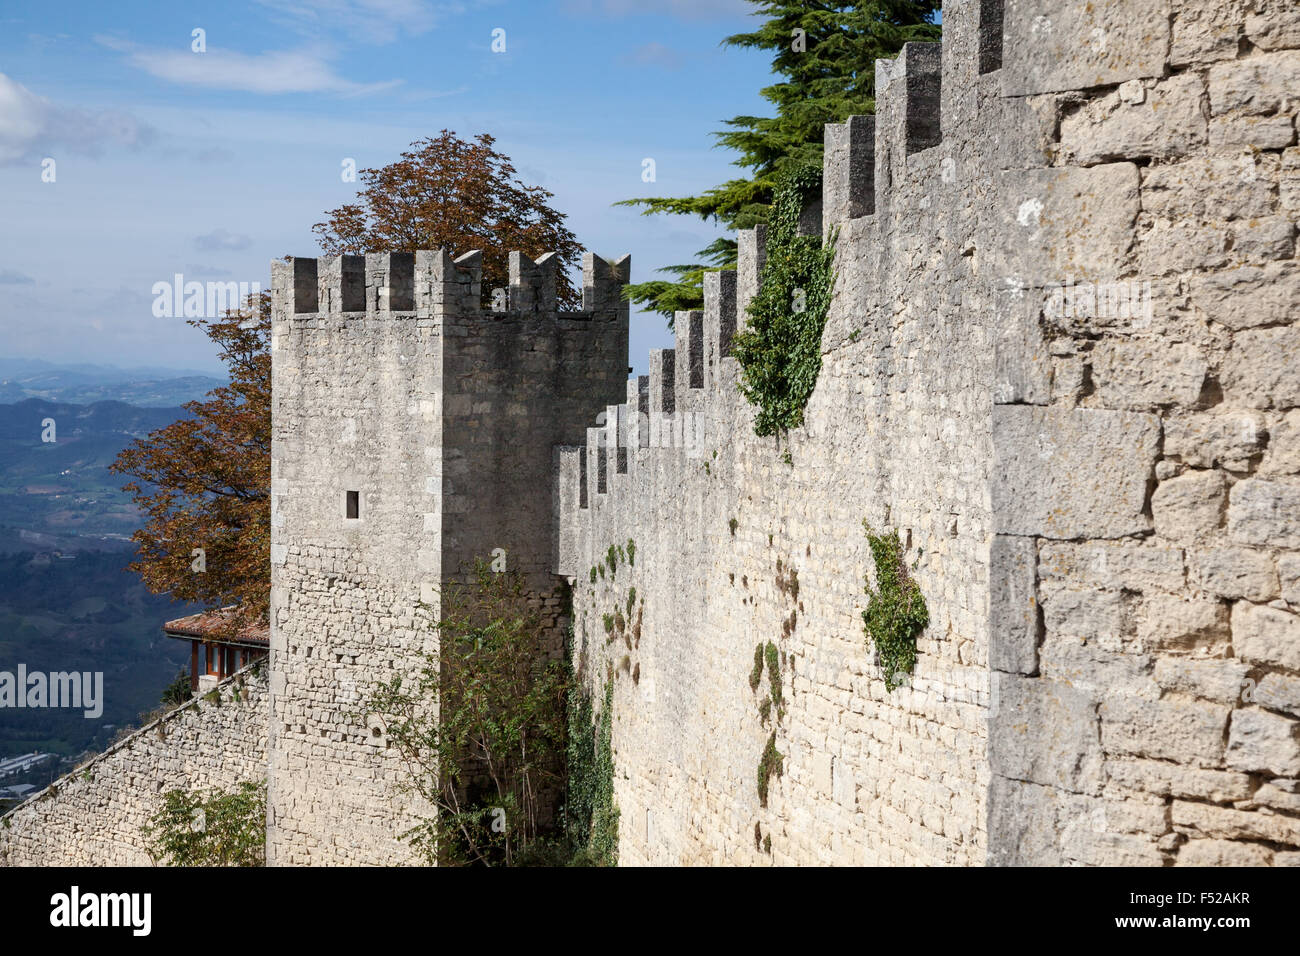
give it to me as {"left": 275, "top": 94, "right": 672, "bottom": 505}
{"left": 0, "top": 666, "right": 268, "bottom": 866}
{"left": 3, "top": 0, "right": 1297, "bottom": 869}
{"left": 559, "top": 0, "right": 1300, "bottom": 866}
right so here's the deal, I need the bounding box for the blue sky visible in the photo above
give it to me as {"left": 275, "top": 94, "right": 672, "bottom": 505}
{"left": 0, "top": 0, "right": 772, "bottom": 375}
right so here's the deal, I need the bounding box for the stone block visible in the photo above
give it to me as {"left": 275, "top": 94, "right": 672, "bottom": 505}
{"left": 1093, "top": 339, "right": 1207, "bottom": 409}
{"left": 1226, "top": 709, "right": 1300, "bottom": 776}
{"left": 1189, "top": 546, "right": 1278, "bottom": 602}
{"left": 1164, "top": 408, "right": 1266, "bottom": 469}
{"left": 992, "top": 405, "right": 1159, "bottom": 539}
{"left": 1002, "top": 0, "right": 1169, "bottom": 95}
{"left": 1223, "top": 328, "right": 1300, "bottom": 408}
{"left": 997, "top": 164, "right": 1139, "bottom": 284}
{"left": 989, "top": 673, "right": 1103, "bottom": 794}
{"left": 1151, "top": 469, "right": 1226, "bottom": 543}
{"left": 989, "top": 535, "right": 1040, "bottom": 674}
{"left": 1100, "top": 695, "right": 1229, "bottom": 767}
{"left": 1232, "top": 601, "right": 1300, "bottom": 670}
{"left": 1059, "top": 74, "right": 1207, "bottom": 164}
{"left": 1228, "top": 478, "right": 1300, "bottom": 548}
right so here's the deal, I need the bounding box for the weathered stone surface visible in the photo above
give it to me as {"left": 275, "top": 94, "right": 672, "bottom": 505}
{"left": 1060, "top": 74, "right": 1207, "bottom": 164}
{"left": 1222, "top": 327, "right": 1300, "bottom": 408}
{"left": 997, "top": 164, "right": 1139, "bottom": 283}
{"left": 1261, "top": 410, "right": 1300, "bottom": 476}
{"left": 1093, "top": 339, "right": 1207, "bottom": 409}
{"left": 990, "top": 535, "right": 1039, "bottom": 674}
{"left": 1176, "top": 839, "right": 1274, "bottom": 866}
{"left": 1232, "top": 601, "right": 1300, "bottom": 670}
{"left": 1138, "top": 594, "right": 1231, "bottom": 654}
{"left": 1189, "top": 546, "right": 1279, "bottom": 601}
{"left": 0, "top": 669, "right": 267, "bottom": 866}
{"left": 990, "top": 673, "right": 1103, "bottom": 794}
{"left": 1106, "top": 757, "right": 1253, "bottom": 803}
{"left": 1171, "top": 0, "right": 1248, "bottom": 65}
{"left": 1256, "top": 673, "right": 1300, "bottom": 717}
{"left": 1152, "top": 470, "right": 1227, "bottom": 543}
{"left": 993, "top": 406, "right": 1158, "bottom": 539}
{"left": 1208, "top": 112, "right": 1297, "bottom": 150}
{"left": 1189, "top": 262, "right": 1300, "bottom": 331}
{"left": 1154, "top": 657, "right": 1250, "bottom": 704}
{"left": 1228, "top": 478, "right": 1300, "bottom": 548}
{"left": 1226, "top": 709, "right": 1300, "bottom": 776}
{"left": 1165, "top": 408, "right": 1266, "bottom": 470}
{"left": 1040, "top": 584, "right": 1126, "bottom": 642}
{"left": 1208, "top": 49, "right": 1300, "bottom": 115}
{"left": 1003, "top": 0, "right": 1170, "bottom": 95}
{"left": 1100, "top": 695, "right": 1230, "bottom": 767}
{"left": 1281, "top": 554, "right": 1300, "bottom": 605}
{"left": 1038, "top": 541, "right": 1185, "bottom": 593}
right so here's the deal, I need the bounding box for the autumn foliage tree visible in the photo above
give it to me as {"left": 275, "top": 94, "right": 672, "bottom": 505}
{"left": 117, "top": 132, "right": 581, "bottom": 629}
{"left": 111, "top": 297, "right": 271, "bottom": 631}
{"left": 315, "top": 130, "right": 585, "bottom": 308}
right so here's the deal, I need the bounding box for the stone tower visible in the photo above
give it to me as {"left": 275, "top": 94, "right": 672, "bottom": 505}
{"left": 268, "top": 249, "right": 629, "bottom": 864}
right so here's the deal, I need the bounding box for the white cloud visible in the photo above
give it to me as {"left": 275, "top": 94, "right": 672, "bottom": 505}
{"left": 0, "top": 73, "right": 154, "bottom": 166}
{"left": 194, "top": 229, "right": 254, "bottom": 252}
{"left": 95, "top": 36, "right": 402, "bottom": 96}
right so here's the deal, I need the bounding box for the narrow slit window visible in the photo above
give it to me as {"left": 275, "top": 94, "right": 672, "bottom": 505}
{"left": 346, "top": 490, "right": 359, "bottom": 519}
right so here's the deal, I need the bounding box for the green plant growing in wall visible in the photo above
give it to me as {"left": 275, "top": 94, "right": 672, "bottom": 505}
{"left": 566, "top": 680, "right": 619, "bottom": 865}
{"left": 749, "top": 643, "right": 764, "bottom": 692}
{"left": 590, "top": 566, "right": 598, "bottom": 584}
{"left": 756, "top": 732, "right": 784, "bottom": 808}
{"left": 764, "top": 641, "right": 782, "bottom": 712}
{"left": 626, "top": 539, "right": 636, "bottom": 566}
{"left": 606, "top": 544, "right": 619, "bottom": 576}
{"left": 626, "top": 588, "right": 636, "bottom": 617}
{"left": 143, "top": 781, "right": 266, "bottom": 867}
{"left": 861, "top": 523, "right": 929, "bottom": 691}
{"left": 362, "top": 561, "right": 569, "bottom": 866}
{"left": 731, "top": 163, "right": 837, "bottom": 438}
{"left": 729, "top": 517, "right": 738, "bottom": 536}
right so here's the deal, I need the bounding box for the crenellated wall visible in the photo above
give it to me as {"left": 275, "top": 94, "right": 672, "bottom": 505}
{"left": 558, "top": 0, "right": 1300, "bottom": 866}
{"left": 4, "top": 0, "right": 1296, "bottom": 869}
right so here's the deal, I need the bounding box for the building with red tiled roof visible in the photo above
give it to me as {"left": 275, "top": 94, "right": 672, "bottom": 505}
{"left": 163, "top": 608, "right": 268, "bottom": 694}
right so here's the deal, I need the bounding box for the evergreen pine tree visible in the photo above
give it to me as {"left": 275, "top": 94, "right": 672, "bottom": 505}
{"left": 619, "top": 1, "right": 941, "bottom": 323}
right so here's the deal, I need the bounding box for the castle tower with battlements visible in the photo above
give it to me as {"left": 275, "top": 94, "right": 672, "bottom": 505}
{"left": 267, "top": 249, "right": 628, "bottom": 864}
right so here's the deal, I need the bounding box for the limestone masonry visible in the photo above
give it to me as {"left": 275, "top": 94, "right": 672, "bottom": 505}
{"left": 3, "top": 0, "right": 1298, "bottom": 866}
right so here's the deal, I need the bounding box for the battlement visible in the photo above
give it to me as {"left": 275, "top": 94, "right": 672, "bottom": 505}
{"left": 271, "top": 249, "right": 630, "bottom": 321}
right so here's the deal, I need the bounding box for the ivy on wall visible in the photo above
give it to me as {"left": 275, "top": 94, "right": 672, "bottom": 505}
{"left": 732, "top": 164, "right": 837, "bottom": 437}
{"left": 861, "top": 524, "right": 929, "bottom": 691}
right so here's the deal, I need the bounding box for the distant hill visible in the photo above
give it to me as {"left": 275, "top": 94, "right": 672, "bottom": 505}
{"left": 0, "top": 359, "right": 224, "bottom": 407}
{"left": 0, "top": 399, "right": 189, "bottom": 549}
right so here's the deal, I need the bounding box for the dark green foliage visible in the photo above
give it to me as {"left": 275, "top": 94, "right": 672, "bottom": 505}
{"left": 362, "top": 562, "right": 568, "bottom": 866}
{"left": 160, "top": 670, "right": 191, "bottom": 708}
{"left": 757, "top": 731, "right": 784, "bottom": 807}
{"left": 764, "top": 640, "right": 782, "bottom": 709}
{"left": 749, "top": 643, "right": 765, "bottom": 692}
{"left": 862, "top": 524, "right": 929, "bottom": 690}
{"left": 602, "top": 612, "right": 615, "bottom": 636}
{"left": 626, "top": 588, "right": 636, "bottom": 617}
{"left": 729, "top": 517, "right": 739, "bottom": 536}
{"left": 143, "top": 780, "right": 266, "bottom": 866}
{"left": 590, "top": 566, "right": 598, "bottom": 584}
{"left": 626, "top": 539, "right": 636, "bottom": 566}
{"left": 606, "top": 544, "right": 618, "bottom": 576}
{"left": 619, "top": 1, "right": 941, "bottom": 318}
{"left": 566, "top": 681, "right": 618, "bottom": 866}
{"left": 731, "top": 164, "right": 837, "bottom": 436}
